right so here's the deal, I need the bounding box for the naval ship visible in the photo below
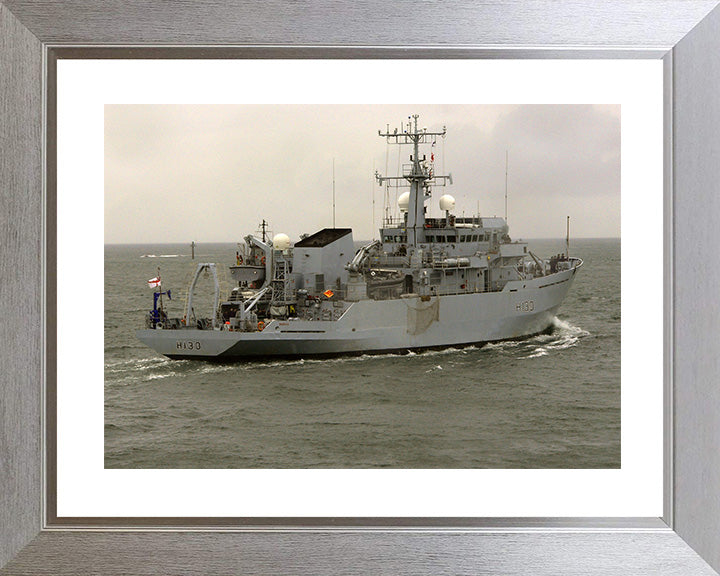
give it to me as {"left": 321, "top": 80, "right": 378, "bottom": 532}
{"left": 137, "top": 115, "right": 582, "bottom": 360}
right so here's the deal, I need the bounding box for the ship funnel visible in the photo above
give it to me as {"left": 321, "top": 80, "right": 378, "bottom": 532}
{"left": 439, "top": 194, "right": 456, "bottom": 212}
{"left": 272, "top": 233, "right": 291, "bottom": 250}
{"left": 398, "top": 191, "right": 410, "bottom": 213}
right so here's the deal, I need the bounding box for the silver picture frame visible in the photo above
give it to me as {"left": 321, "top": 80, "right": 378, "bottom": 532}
{"left": 2, "top": 1, "right": 720, "bottom": 574}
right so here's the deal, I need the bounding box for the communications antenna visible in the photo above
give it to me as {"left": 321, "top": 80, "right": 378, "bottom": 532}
{"left": 505, "top": 150, "right": 509, "bottom": 223}
{"left": 375, "top": 114, "right": 452, "bottom": 247}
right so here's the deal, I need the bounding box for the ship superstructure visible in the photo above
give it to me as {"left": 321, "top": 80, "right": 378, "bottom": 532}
{"left": 137, "top": 115, "right": 582, "bottom": 359}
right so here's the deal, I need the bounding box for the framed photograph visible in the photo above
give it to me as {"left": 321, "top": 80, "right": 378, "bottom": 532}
{"left": 2, "top": 2, "right": 720, "bottom": 575}
{"left": 66, "top": 62, "right": 653, "bottom": 520}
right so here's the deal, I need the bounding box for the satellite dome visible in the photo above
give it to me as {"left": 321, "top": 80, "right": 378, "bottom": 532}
{"left": 272, "top": 233, "right": 291, "bottom": 250}
{"left": 398, "top": 191, "right": 410, "bottom": 213}
{"left": 439, "top": 194, "right": 456, "bottom": 212}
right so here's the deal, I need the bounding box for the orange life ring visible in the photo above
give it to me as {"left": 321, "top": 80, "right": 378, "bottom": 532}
{"left": 261, "top": 256, "right": 266, "bottom": 265}
{"left": 257, "top": 321, "right": 265, "bottom": 331}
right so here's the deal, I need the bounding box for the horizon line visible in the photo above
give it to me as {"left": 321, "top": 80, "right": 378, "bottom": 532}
{"left": 105, "top": 236, "right": 621, "bottom": 246}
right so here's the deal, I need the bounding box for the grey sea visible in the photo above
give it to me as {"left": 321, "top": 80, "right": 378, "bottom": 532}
{"left": 104, "top": 238, "right": 620, "bottom": 469}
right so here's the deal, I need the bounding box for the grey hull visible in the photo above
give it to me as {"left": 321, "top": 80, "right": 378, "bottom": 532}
{"left": 136, "top": 266, "right": 578, "bottom": 360}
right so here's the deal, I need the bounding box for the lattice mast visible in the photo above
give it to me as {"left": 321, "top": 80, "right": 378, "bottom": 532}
{"left": 375, "top": 114, "right": 452, "bottom": 248}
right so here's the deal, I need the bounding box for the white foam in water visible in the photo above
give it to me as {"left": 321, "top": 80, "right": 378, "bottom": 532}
{"left": 199, "top": 364, "right": 236, "bottom": 375}
{"left": 518, "top": 317, "right": 590, "bottom": 359}
{"left": 524, "top": 348, "right": 549, "bottom": 359}
{"left": 552, "top": 316, "right": 590, "bottom": 337}
{"left": 425, "top": 365, "right": 445, "bottom": 373}
{"left": 105, "top": 356, "right": 169, "bottom": 371}
{"left": 144, "top": 372, "right": 176, "bottom": 381}
{"left": 484, "top": 340, "right": 521, "bottom": 351}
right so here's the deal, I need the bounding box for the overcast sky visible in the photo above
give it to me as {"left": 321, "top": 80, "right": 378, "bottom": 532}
{"left": 105, "top": 104, "right": 619, "bottom": 244}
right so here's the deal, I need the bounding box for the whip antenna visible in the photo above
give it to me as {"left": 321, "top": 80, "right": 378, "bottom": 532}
{"left": 566, "top": 215, "right": 570, "bottom": 258}
{"left": 505, "top": 150, "right": 509, "bottom": 223}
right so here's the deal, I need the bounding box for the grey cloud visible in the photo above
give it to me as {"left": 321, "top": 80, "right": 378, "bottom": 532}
{"left": 105, "top": 104, "right": 619, "bottom": 243}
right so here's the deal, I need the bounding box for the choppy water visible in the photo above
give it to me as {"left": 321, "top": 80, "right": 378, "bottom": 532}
{"left": 105, "top": 238, "right": 619, "bottom": 468}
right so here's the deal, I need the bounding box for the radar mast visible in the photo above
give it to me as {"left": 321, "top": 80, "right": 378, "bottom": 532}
{"left": 375, "top": 114, "right": 452, "bottom": 248}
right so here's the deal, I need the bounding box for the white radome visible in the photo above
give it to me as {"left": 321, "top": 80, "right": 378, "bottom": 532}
{"left": 439, "top": 194, "right": 456, "bottom": 212}
{"left": 273, "top": 233, "right": 291, "bottom": 250}
{"left": 398, "top": 191, "right": 410, "bottom": 212}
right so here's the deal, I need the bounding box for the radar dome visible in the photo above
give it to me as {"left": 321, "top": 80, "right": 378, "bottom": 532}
{"left": 398, "top": 191, "right": 410, "bottom": 213}
{"left": 439, "top": 194, "right": 456, "bottom": 212}
{"left": 272, "top": 233, "right": 291, "bottom": 250}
